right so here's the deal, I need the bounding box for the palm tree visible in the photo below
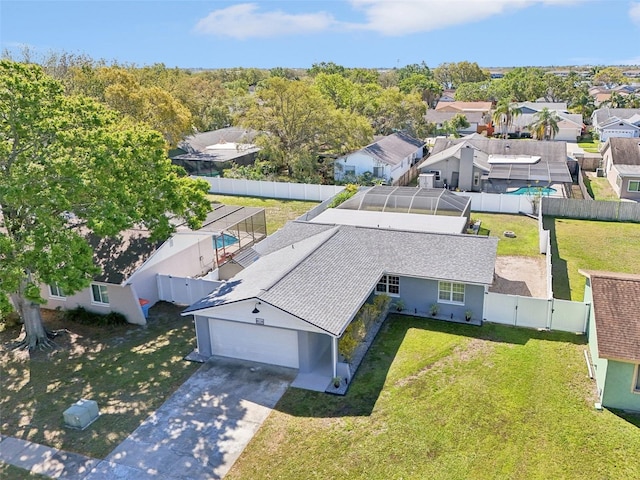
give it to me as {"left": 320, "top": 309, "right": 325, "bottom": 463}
{"left": 492, "top": 99, "right": 522, "bottom": 139}
{"left": 529, "top": 107, "right": 560, "bottom": 140}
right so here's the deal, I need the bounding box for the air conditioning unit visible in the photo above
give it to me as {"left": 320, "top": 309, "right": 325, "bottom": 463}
{"left": 596, "top": 168, "right": 605, "bottom": 177}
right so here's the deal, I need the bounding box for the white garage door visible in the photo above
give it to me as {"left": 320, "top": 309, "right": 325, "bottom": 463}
{"left": 209, "top": 319, "right": 299, "bottom": 368}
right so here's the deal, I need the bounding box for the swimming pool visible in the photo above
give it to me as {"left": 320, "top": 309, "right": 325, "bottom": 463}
{"left": 506, "top": 186, "right": 557, "bottom": 196}
{"left": 214, "top": 233, "right": 238, "bottom": 249}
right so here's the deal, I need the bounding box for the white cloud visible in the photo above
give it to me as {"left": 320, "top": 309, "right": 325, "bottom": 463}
{"left": 193, "top": 3, "right": 335, "bottom": 39}
{"left": 630, "top": 2, "right": 640, "bottom": 26}
{"left": 194, "top": 1, "right": 589, "bottom": 39}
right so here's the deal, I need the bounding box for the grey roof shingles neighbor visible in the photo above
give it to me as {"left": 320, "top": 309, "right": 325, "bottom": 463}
{"left": 349, "top": 132, "right": 425, "bottom": 167}
{"left": 184, "top": 221, "right": 498, "bottom": 336}
{"left": 593, "top": 108, "right": 640, "bottom": 126}
{"left": 604, "top": 137, "right": 640, "bottom": 167}
{"left": 425, "top": 136, "right": 572, "bottom": 183}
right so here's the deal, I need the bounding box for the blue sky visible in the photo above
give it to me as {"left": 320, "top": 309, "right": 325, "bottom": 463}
{"left": 2, "top": 1, "right": 640, "bottom": 70}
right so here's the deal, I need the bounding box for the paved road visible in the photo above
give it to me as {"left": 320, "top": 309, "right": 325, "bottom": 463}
{"left": 1, "top": 358, "right": 295, "bottom": 479}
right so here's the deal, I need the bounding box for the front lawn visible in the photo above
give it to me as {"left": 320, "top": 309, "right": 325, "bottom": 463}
{"left": 546, "top": 217, "right": 640, "bottom": 301}
{"left": 0, "top": 303, "right": 199, "bottom": 459}
{"left": 228, "top": 317, "right": 640, "bottom": 479}
{"left": 207, "top": 194, "right": 319, "bottom": 234}
{"left": 472, "top": 213, "right": 539, "bottom": 256}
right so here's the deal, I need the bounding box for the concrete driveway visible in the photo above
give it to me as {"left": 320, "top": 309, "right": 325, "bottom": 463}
{"left": 86, "top": 358, "right": 296, "bottom": 480}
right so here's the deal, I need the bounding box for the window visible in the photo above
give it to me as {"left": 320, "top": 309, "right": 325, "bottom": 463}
{"left": 628, "top": 180, "right": 640, "bottom": 192}
{"left": 91, "top": 284, "right": 109, "bottom": 305}
{"left": 373, "top": 166, "right": 384, "bottom": 178}
{"left": 344, "top": 165, "right": 356, "bottom": 175}
{"left": 634, "top": 364, "right": 640, "bottom": 393}
{"left": 438, "top": 281, "right": 465, "bottom": 304}
{"left": 429, "top": 170, "right": 441, "bottom": 181}
{"left": 376, "top": 275, "right": 400, "bottom": 296}
{"left": 49, "top": 284, "right": 66, "bottom": 299}
{"left": 473, "top": 172, "right": 480, "bottom": 187}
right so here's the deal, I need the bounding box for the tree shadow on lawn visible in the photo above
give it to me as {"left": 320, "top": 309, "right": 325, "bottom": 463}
{"left": 275, "top": 315, "right": 585, "bottom": 419}
{"left": 543, "top": 216, "right": 571, "bottom": 300}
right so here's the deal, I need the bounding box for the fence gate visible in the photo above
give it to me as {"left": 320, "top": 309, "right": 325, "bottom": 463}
{"left": 485, "top": 292, "right": 587, "bottom": 333}
{"left": 157, "top": 275, "right": 222, "bottom": 306}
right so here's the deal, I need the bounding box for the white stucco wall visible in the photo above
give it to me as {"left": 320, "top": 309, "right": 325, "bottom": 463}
{"left": 41, "top": 282, "right": 146, "bottom": 325}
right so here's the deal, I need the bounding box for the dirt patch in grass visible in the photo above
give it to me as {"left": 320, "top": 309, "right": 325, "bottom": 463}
{"left": 490, "top": 255, "right": 548, "bottom": 298}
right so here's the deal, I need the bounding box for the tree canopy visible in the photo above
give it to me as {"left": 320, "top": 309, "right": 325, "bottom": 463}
{"left": 0, "top": 60, "right": 210, "bottom": 348}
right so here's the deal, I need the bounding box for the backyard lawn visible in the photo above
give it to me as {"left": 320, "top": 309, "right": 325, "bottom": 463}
{"left": 545, "top": 217, "right": 640, "bottom": 301}
{"left": 207, "top": 194, "right": 318, "bottom": 234}
{"left": 582, "top": 172, "right": 619, "bottom": 201}
{"left": 228, "top": 316, "right": 640, "bottom": 480}
{"left": 0, "top": 304, "right": 199, "bottom": 460}
{"left": 577, "top": 139, "right": 600, "bottom": 153}
{"left": 472, "top": 213, "right": 539, "bottom": 256}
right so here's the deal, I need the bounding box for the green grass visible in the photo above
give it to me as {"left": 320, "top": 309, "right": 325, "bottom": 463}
{"left": 582, "top": 173, "right": 619, "bottom": 201}
{"left": 0, "top": 303, "right": 199, "bottom": 459}
{"left": 577, "top": 140, "right": 600, "bottom": 153}
{"left": 0, "top": 463, "right": 49, "bottom": 479}
{"left": 546, "top": 217, "right": 640, "bottom": 301}
{"left": 471, "top": 213, "right": 540, "bottom": 256}
{"left": 207, "top": 194, "right": 319, "bottom": 234}
{"left": 228, "top": 316, "right": 640, "bottom": 480}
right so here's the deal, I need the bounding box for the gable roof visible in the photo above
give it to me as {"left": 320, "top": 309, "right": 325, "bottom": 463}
{"left": 435, "top": 101, "right": 492, "bottom": 112}
{"left": 184, "top": 221, "right": 498, "bottom": 336}
{"left": 422, "top": 136, "right": 572, "bottom": 183}
{"left": 580, "top": 270, "right": 640, "bottom": 362}
{"left": 344, "top": 132, "right": 425, "bottom": 167}
{"left": 171, "top": 127, "right": 261, "bottom": 163}
{"left": 592, "top": 108, "right": 640, "bottom": 127}
{"left": 602, "top": 137, "right": 640, "bottom": 174}
{"left": 417, "top": 141, "right": 490, "bottom": 172}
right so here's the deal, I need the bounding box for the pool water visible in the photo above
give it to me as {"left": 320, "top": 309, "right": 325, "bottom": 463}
{"left": 507, "top": 186, "right": 557, "bottom": 196}
{"left": 214, "top": 233, "right": 238, "bottom": 249}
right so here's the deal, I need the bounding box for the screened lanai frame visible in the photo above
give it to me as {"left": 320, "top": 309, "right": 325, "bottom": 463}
{"left": 196, "top": 204, "right": 267, "bottom": 266}
{"left": 337, "top": 186, "right": 471, "bottom": 219}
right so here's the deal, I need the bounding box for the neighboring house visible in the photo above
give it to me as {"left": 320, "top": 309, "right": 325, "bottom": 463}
{"left": 600, "top": 137, "right": 640, "bottom": 200}
{"left": 334, "top": 132, "right": 425, "bottom": 185}
{"left": 581, "top": 270, "right": 640, "bottom": 412}
{"left": 424, "top": 110, "right": 486, "bottom": 135}
{"left": 591, "top": 108, "right": 640, "bottom": 142}
{"left": 169, "top": 127, "right": 260, "bottom": 177}
{"left": 438, "top": 89, "right": 456, "bottom": 102}
{"left": 508, "top": 102, "right": 584, "bottom": 142}
{"left": 435, "top": 101, "right": 493, "bottom": 115}
{"left": 41, "top": 205, "right": 266, "bottom": 325}
{"left": 182, "top": 220, "right": 498, "bottom": 391}
{"left": 416, "top": 135, "right": 572, "bottom": 194}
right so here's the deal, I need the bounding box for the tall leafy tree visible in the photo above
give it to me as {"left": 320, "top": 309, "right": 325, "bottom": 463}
{"left": 0, "top": 61, "right": 210, "bottom": 349}
{"left": 238, "top": 77, "right": 372, "bottom": 180}
{"left": 500, "top": 67, "right": 547, "bottom": 102}
{"left": 433, "top": 61, "right": 490, "bottom": 89}
{"left": 492, "top": 99, "right": 522, "bottom": 139}
{"left": 529, "top": 107, "right": 560, "bottom": 140}
{"left": 592, "top": 67, "right": 626, "bottom": 86}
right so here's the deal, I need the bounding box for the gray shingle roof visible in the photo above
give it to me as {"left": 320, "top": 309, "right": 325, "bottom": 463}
{"left": 348, "top": 132, "right": 425, "bottom": 167}
{"left": 593, "top": 108, "right": 640, "bottom": 126}
{"left": 184, "top": 222, "right": 498, "bottom": 336}
{"left": 603, "top": 137, "right": 640, "bottom": 167}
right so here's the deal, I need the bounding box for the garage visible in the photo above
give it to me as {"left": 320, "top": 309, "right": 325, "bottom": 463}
{"left": 209, "top": 318, "right": 300, "bottom": 368}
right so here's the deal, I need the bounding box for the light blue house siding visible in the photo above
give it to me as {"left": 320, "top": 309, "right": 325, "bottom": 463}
{"left": 394, "top": 276, "right": 485, "bottom": 323}
{"left": 585, "top": 277, "right": 640, "bottom": 411}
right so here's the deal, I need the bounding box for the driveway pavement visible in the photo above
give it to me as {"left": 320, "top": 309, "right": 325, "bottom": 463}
{"left": 1, "top": 358, "right": 295, "bottom": 479}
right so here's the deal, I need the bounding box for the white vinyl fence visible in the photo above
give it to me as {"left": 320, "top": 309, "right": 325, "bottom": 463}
{"left": 157, "top": 275, "right": 222, "bottom": 306}
{"left": 453, "top": 192, "right": 535, "bottom": 214}
{"left": 195, "top": 176, "right": 344, "bottom": 202}
{"left": 485, "top": 292, "right": 589, "bottom": 333}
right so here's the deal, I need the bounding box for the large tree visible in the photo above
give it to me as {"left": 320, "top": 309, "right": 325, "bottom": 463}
{"left": 0, "top": 61, "right": 210, "bottom": 349}
{"left": 238, "top": 77, "right": 372, "bottom": 181}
